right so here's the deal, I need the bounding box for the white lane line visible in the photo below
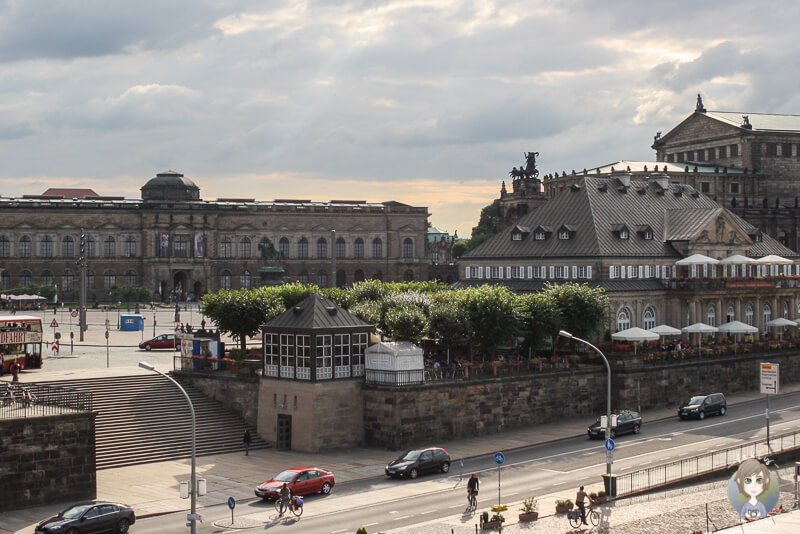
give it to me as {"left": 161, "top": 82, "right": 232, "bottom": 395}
{"left": 394, "top": 516, "right": 409, "bottom": 521}
{"left": 420, "top": 510, "right": 435, "bottom": 514}
{"left": 331, "top": 530, "right": 348, "bottom": 533}
{"left": 389, "top": 510, "right": 398, "bottom": 514}
{"left": 363, "top": 522, "right": 378, "bottom": 527}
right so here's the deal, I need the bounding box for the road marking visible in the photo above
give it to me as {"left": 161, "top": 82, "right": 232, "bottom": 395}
{"left": 331, "top": 530, "right": 348, "bottom": 533}
{"left": 420, "top": 510, "right": 435, "bottom": 514}
{"left": 363, "top": 522, "right": 378, "bottom": 527}
{"left": 505, "top": 492, "right": 519, "bottom": 497}
{"left": 389, "top": 510, "right": 398, "bottom": 514}
{"left": 394, "top": 516, "right": 409, "bottom": 520}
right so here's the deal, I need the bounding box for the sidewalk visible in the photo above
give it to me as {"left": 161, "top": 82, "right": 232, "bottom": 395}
{"left": 2, "top": 371, "right": 798, "bottom": 534}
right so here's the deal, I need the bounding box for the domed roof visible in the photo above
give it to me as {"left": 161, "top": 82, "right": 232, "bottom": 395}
{"left": 142, "top": 171, "right": 199, "bottom": 190}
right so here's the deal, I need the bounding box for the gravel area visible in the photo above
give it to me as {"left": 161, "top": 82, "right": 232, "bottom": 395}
{"left": 386, "top": 466, "right": 799, "bottom": 534}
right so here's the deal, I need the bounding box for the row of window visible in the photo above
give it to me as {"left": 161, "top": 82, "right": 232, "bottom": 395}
{"left": 617, "top": 301, "right": 793, "bottom": 333}
{"left": 665, "top": 144, "right": 740, "bottom": 163}
{"left": 465, "top": 265, "right": 594, "bottom": 280}
{"left": 217, "top": 236, "right": 411, "bottom": 259}
{"left": 217, "top": 268, "right": 415, "bottom": 289}
{"left": 0, "top": 270, "right": 137, "bottom": 291}
{"left": 699, "top": 181, "right": 741, "bottom": 194}
{"left": 264, "top": 333, "right": 369, "bottom": 380}
{"left": 0, "top": 235, "right": 136, "bottom": 259}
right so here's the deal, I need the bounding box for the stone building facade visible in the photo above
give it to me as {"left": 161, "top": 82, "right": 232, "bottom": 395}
{"left": 0, "top": 171, "right": 430, "bottom": 300}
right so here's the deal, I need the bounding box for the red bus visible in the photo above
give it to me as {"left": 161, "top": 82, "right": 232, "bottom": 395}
{"left": 0, "top": 315, "right": 43, "bottom": 375}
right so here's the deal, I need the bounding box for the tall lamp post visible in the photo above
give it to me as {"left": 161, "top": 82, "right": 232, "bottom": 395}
{"left": 558, "top": 330, "right": 613, "bottom": 479}
{"left": 138, "top": 361, "right": 196, "bottom": 534}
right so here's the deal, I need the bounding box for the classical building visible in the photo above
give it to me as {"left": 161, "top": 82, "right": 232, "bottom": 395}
{"left": 543, "top": 96, "right": 800, "bottom": 250}
{"left": 426, "top": 226, "right": 459, "bottom": 284}
{"left": 458, "top": 175, "right": 800, "bottom": 335}
{"left": 0, "top": 171, "right": 430, "bottom": 301}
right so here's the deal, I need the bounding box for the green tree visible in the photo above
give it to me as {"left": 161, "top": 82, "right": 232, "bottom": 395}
{"left": 517, "top": 292, "right": 562, "bottom": 354}
{"left": 349, "top": 300, "right": 384, "bottom": 334}
{"left": 201, "top": 288, "right": 284, "bottom": 350}
{"left": 428, "top": 296, "right": 471, "bottom": 361}
{"left": 273, "top": 282, "right": 319, "bottom": 308}
{"left": 459, "top": 285, "right": 519, "bottom": 359}
{"left": 544, "top": 282, "right": 609, "bottom": 341}
{"left": 384, "top": 303, "right": 429, "bottom": 344}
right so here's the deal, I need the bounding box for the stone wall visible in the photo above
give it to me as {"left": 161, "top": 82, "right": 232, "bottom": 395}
{"left": 0, "top": 412, "right": 96, "bottom": 512}
{"left": 257, "top": 377, "right": 364, "bottom": 452}
{"left": 174, "top": 372, "right": 259, "bottom": 425}
{"left": 363, "top": 351, "right": 800, "bottom": 450}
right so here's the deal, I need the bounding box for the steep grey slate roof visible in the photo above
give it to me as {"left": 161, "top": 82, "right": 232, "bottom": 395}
{"left": 464, "top": 176, "right": 798, "bottom": 261}
{"left": 265, "top": 293, "right": 370, "bottom": 330}
{"left": 451, "top": 279, "right": 663, "bottom": 293}
{"left": 704, "top": 111, "right": 800, "bottom": 133}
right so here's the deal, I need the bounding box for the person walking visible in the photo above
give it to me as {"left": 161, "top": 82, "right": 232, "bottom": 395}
{"left": 10, "top": 361, "right": 20, "bottom": 382}
{"left": 243, "top": 429, "right": 252, "bottom": 456}
{"left": 576, "top": 485, "right": 594, "bottom": 525}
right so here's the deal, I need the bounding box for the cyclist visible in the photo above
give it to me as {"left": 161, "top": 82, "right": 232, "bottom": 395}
{"left": 278, "top": 483, "right": 292, "bottom": 516}
{"left": 576, "top": 485, "right": 594, "bottom": 525}
{"left": 467, "top": 473, "right": 479, "bottom": 507}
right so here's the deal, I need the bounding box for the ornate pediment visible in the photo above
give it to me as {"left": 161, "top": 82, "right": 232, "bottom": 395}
{"left": 691, "top": 212, "right": 751, "bottom": 246}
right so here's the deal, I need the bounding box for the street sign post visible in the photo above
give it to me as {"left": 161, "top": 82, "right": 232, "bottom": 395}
{"left": 495, "top": 452, "right": 505, "bottom": 506}
{"left": 761, "top": 362, "right": 780, "bottom": 450}
{"left": 605, "top": 439, "right": 615, "bottom": 452}
{"left": 227, "top": 496, "right": 235, "bottom": 524}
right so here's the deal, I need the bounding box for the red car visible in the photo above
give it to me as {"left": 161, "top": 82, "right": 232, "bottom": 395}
{"left": 255, "top": 468, "right": 335, "bottom": 500}
{"left": 139, "top": 333, "right": 178, "bottom": 350}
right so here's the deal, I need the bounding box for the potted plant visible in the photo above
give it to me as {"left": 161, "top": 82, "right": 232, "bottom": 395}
{"left": 519, "top": 497, "right": 538, "bottom": 521}
{"left": 555, "top": 498, "right": 573, "bottom": 514}
{"left": 481, "top": 511, "right": 505, "bottom": 530}
{"left": 590, "top": 490, "right": 608, "bottom": 504}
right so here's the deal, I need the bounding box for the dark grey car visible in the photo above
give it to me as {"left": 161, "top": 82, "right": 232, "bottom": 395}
{"left": 385, "top": 447, "right": 451, "bottom": 479}
{"left": 678, "top": 393, "right": 727, "bottom": 420}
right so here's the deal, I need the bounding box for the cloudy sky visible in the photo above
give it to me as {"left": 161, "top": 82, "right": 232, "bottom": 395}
{"left": 2, "top": 1, "right": 799, "bottom": 237}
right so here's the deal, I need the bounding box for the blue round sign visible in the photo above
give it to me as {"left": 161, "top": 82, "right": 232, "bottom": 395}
{"left": 227, "top": 497, "right": 236, "bottom": 510}
{"left": 494, "top": 452, "right": 505, "bottom": 465}
{"left": 605, "top": 439, "right": 615, "bottom": 451}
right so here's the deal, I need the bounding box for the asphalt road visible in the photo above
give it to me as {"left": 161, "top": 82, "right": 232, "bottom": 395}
{"left": 128, "top": 390, "right": 800, "bottom": 533}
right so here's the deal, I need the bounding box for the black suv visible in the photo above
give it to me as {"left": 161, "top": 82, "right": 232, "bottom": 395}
{"left": 678, "top": 393, "right": 726, "bottom": 420}
{"left": 587, "top": 410, "right": 642, "bottom": 439}
{"left": 385, "top": 447, "right": 451, "bottom": 479}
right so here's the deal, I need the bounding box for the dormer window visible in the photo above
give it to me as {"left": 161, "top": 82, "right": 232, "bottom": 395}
{"left": 558, "top": 230, "right": 570, "bottom": 240}
{"left": 557, "top": 224, "right": 576, "bottom": 240}
{"left": 534, "top": 231, "right": 546, "bottom": 240}
{"left": 619, "top": 230, "right": 629, "bottom": 240}
{"left": 512, "top": 232, "right": 522, "bottom": 241}
{"left": 511, "top": 225, "right": 530, "bottom": 242}
{"left": 612, "top": 223, "right": 631, "bottom": 240}
{"left": 642, "top": 231, "right": 653, "bottom": 240}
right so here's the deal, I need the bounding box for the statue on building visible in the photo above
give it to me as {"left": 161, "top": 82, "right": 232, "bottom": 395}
{"left": 741, "top": 115, "right": 752, "bottom": 129}
{"left": 258, "top": 238, "right": 282, "bottom": 261}
{"left": 696, "top": 93, "right": 706, "bottom": 112}
{"left": 523, "top": 151, "right": 540, "bottom": 181}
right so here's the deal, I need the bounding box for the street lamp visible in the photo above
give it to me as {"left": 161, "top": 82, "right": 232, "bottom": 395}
{"left": 558, "top": 330, "right": 613, "bottom": 479}
{"left": 138, "top": 361, "right": 197, "bottom": 534}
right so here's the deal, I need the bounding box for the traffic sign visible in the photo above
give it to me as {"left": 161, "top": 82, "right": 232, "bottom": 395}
{"left": 50, "top": 318, "right": 59, "bottom": 328}
{"left": 494, "top": 452, "right": 505, "bottom": 465}
{"left": 460, "top": 458, "right": 464, "bottom": 468}
{"left": 760, "top": 362, "right": 779, "bottom": 395}
{"left": 227, "top": 497, "right": 236, "bottom": 510}
{"left": 605, "top": 439, "right": 615, "bottom": 451}
{"left": 606, "top": 450, "right": 614, "bottom": 464}
{"left": 71, "top": 310, "right": 78, "bottom": 318}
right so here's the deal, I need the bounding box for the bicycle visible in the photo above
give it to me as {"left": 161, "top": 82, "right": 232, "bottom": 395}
{"left": 568, "top": 505, "right": 599, "bottom": 528}
{"left": 2, "top": 383, "right": 14, "bottom": 406}
{"left": 275, "top": 496, "right": 303, "bottom": 517}
{"left": 19, "top": 386, "right": 36, "bottom": 408}
{"left": 466, "top": 490, "right": 478, "bottom": 513}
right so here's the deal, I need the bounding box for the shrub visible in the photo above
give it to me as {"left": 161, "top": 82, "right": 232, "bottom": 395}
{"left": 356, "top": 528, "right": 368, "bottom": 534}
{"left": 521, "top": 497, "right": 537, "bottom": 513}
{"left": 490, "top": 513, "right": 505, "bottom": 523}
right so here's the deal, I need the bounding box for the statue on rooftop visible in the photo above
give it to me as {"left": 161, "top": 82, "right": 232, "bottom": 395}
{"left": 696, "top": 94, "right": 706, "bottom": 112}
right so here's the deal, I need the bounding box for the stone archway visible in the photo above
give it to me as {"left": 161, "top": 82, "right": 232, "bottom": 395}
{"left": 173, "top": 271, "right": 187, "bottom": 302}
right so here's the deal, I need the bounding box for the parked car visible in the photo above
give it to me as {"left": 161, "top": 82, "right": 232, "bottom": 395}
{"left": 385, "top": 447, "right": 451, "bottom": 479}
{"left": 254, "top": 467, "right": 335, "bottom": 500}
{"left": 139, "top": 333, "right": 178, "bottom": 350}
{"left": 678, "top": 393, "right": 727, "bottom": 420}
{"left": 587, "top": 410, "right": 642, "bottom": 439}
{"left": 35, "top": 501, "right": 135, "bottom": 533}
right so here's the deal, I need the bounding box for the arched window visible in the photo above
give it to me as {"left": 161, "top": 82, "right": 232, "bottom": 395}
{"left": 173, "top": 236, "right": 188, "bottom": 258}
{"left": 403, "top": 269, "right": 414, "bottom": 281}
{"left": 354, "top": 269, "right": 365, "bottom": 282}
{"left": 317, "top": 238, "right": 328, "bottom": 258}
{"left": 279, "top": 237, "right": 290, "bottom": 258}
{"left": 19, "top": 236, "right": 31, "bottom": 258}
{"left": 39, "top": 236, "right": 53, "bottom": 258}
{"left": 63, "top": 270, "right": 74, "bottom": 291}
{"left": 318, "top": 270, "right": 328, "bottom": 288}
{"left": 220, "top": 237, "right": 232, "bottom": 258}
{"left": 616, "top": 309, "right": 631, "bottom": 332}
{"left": 124, "top": 237, "right": 137, "bottom": 258}
{"left": 1, "top": 271, "right": 10, "bottom": 289}
{"left": 86, "top": 236, "right": 96, "bottom": 258}
{"left": 62, "top": 236, "right": 74, "bottom": 258}
{"left": 727, "top": 304, "right": 735, "bottom": 323}
{"left": 299, "top": 270, "right": 309, "bottom": 284}
{"left": 104, "top": 236, "right": 116, "bottom": 258}
{"left": 220, "top": 270, "right": 232, "bottom": 290}
{"left": 241, "top": 270, "right": 251, "bottom": 289}
{"left": 336, "top": 237, "right": 346, "bottom": 259}
{"left": 744, "top": 304, "right": 754, "bottom": 326}
{"left": 239, "top": 237, "right": 251, "bottom": 258}
{"left": 125, "top": 270, "right": 137, "bottom": 286}
{"left": 643, "top": 307, "right": 656, "bottom": 330}
{"left": 402, "top": 238, "right": 414, "bottom": 258}
{"left": 104, "top": 270, "right": 116, "bottom": 290}
{"left": 41, "top": 270, "right": 53, "bottom": 287}
{"left": 706, "top": 305, "right": 716, "bottom": 327}
{"left": 762, "top": 303, "right": 772, "bottom": 333}
{"left": 336, "top": 269, "right": 346, "bottom": 287}
{"left": 354, "top": 238, "right": 364, "bottom": 258}
{"left": 372, "top": 238, "right": 383, "bottom": 258}
{"left": 0, "top": 235, "right": 9, "bottom": 258}
{"left": 20, "top": 270, "right": 31, "bottom": 287}
{"left": 298, "top": 237, "right": 309, "bottom": 259}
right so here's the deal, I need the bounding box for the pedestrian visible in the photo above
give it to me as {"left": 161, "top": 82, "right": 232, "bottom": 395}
{"left": 243, "top": 429, "right": 252, "bottom": 456}
{"left": 576, "top": 485, "right": 594, "bottom": 525}
{"left": 11, "top": 362, "right": 20, "bottom": 382}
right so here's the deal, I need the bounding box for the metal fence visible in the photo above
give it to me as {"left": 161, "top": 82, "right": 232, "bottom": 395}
{"left": 365, "top": 369, "right": 424, "bottom": 386}
{"left": 0, "top": 382, "right": 93, "bottom": 419}
{"left": 616, "top": 429, "right": 800, "bottom": 497}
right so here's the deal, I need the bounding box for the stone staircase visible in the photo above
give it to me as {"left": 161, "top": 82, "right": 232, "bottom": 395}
{"left": 37, "top": 374, "right": 269, "bottom": 469}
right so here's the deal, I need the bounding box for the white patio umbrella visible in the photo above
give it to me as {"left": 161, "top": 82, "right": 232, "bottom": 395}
{"left": 612, "top": 327, "right": 659, "bottom": 354}
{"left": 681, "top": 323, "right": 719, "bottom": 355}
{"left": 766, "top": 318, "right": 797, "bottom": 341}
{"left": 756, "top": 255, "right": 793, "bottom": 265}
{"left": 719, "top": 254, "right": 757, "bottom": 277}
{"left": 717, "top": 320, "right": 759, "bottom": 351}
{"left": 648, "top": 324, "right": 682, "bottom": 336}
{"left": 675, "top": 254, "right": 720, "bottom": 265}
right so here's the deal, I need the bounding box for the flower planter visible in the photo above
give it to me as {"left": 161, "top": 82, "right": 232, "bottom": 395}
{"left": 481, "top": 520, "right": 502, "bottom": 530}
{"left": 555, "top": 504, "right": 571, "bottom": 514}
{"left": 518, "top": 512, "right": 539, "bottom": 521}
